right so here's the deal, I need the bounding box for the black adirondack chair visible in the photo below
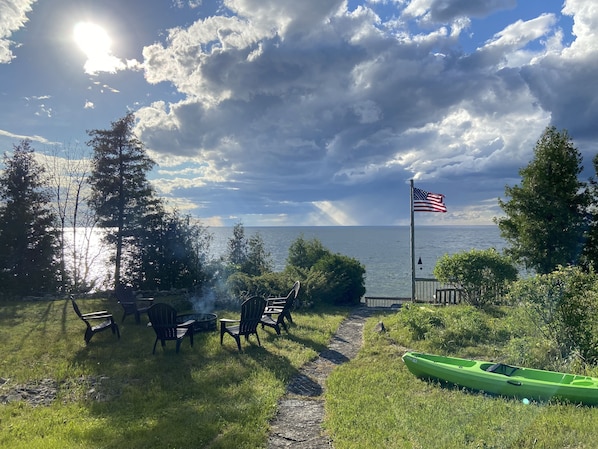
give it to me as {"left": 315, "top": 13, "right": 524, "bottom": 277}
{"left": 261, "top": 281, "right": 300, "bottom": 334}
{"left": 220, "top": 296, "right": 266, "bottom": 352}
{"left": 71, "top": 297, "right": 120, "bottom": 344}
{"left": 115, "top": 284, "right": 154, "bottom": 324}
{"left": 147, "top": 303, "right": 194, "bottom": 354}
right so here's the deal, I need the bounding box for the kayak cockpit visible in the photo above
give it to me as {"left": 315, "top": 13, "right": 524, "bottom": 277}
{"left": 482, "top": 363, "right": 518, "bottom": 376}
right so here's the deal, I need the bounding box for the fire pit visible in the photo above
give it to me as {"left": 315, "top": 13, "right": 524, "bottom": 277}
{"left": 176, "top": 312, "right": 218, "bottom": 333}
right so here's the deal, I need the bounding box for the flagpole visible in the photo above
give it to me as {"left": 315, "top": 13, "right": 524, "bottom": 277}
{"left": 410, "top": 179, "right": 415, "bottom": 302}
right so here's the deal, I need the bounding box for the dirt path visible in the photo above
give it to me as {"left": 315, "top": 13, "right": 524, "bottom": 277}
{"left": 267, "top": 307, "right": 379, "bottom": 448}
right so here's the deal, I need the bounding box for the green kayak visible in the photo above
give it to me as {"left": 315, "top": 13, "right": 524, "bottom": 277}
{"left": 402, "top": 351, "right": 598, "bottom": 405}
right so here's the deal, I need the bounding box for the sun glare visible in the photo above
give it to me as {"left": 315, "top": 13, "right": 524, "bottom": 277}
{"left": 73, "top": 21, "right": 126, "bottom": 74}
{"left": 73, "top": 22, "right": 111, "bottom": 58}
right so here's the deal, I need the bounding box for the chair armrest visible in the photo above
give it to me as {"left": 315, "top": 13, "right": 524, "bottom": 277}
{"left": 82, "top": 310, "right": 112, "bottom": 317}
{"left": 265, "top": 302, "right": 285, "bottom": 308}
{"left": 137, "top": 297, "right": 154, "bottom": 303}
{"left": 83, "top": 314, "right": 114, "bottom": 320}
{"left": 219, "top": 318, "right": 240, "bottom": 323}
{"left": 266, "top": 297, "right": 286, "bottom": 305}
{"left": 264, "top": 307, "right": 283, "bottom": 315}
{"left": 177, "top": 319, "right": 195, "bottom": 328}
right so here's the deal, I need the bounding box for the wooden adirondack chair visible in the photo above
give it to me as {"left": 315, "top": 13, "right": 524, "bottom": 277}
{"left": 115, "top": 284, "right": 154, "bottom": 324}
{"left": 147, "top": 303, "right": 194, "bottom": 354}
{"left": 261, "top": 281, "right": 301, "bottom": 334}
{"left": 220, "top": 296, "right": 266, "bottom": 352}
{"left": 71, "top": 297, "right": 120, "bottom": 344}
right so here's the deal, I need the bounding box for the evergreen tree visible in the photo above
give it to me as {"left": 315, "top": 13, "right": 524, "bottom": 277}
{"left": 227, "top": 223, "right": 247, "bottom": 267}
{"left": 287, "top": 235, "right": 328, "bottom": 269}
{"left": 495, "top": 127, "right": 589, "bottom": 274}
{"left": 129, "top": 209, "right": 212, "bottom": 291}
{"left": 87, "top": 113, "right": 156, "bottom": 288}
{"left": 581, "top": 154, "right": 598, "bottom": 270}
{"left": 245, "top": 233, "right": 272, "bottom": 276}
{"left": 0, "top": 140, "right": 59, "bottom": 296}
{"left": 226, "top": 223, "right": 272, "bottom": 276}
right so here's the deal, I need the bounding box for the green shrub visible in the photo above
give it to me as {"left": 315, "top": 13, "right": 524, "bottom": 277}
{"left": 434, "top": 248, "right": 518, "bottom": 307}
{"left": 507, "top": 265, "right": 598, "bottom": 365}
{"left": 224, "top": 271, "right": 294, "bottom": 301}
{"left": 313, "top": 253, "right": 365, "bottom": 306}
{"left": 223, "top": 235, "right": 366, "bottom": 307}
{"left": 284, "top": 237, "right": 365, "bottom": 307}
{"left": 431, "top": 306, "right": 491, "bottom": 351}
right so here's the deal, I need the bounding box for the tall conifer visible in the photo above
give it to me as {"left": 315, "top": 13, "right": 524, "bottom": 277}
{"left": 0, "top": 140, "right": 59, "bottom": 296}
{"left": 496, "top": 126, "right": 589, "bottom": 274}
{"left": 87, "top": 113, "right": 155, "bottom": 288}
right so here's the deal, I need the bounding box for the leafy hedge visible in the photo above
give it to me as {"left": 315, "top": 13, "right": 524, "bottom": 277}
{"left": 224, "top": 234, "right": 365, "bottom": 307}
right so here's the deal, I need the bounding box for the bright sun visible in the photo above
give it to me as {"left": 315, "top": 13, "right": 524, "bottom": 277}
{"left": 73, "top": 22, "right": 111, "bottom": 58}
{"left": 73, "top": 22, "right": 126, "bottom": 74}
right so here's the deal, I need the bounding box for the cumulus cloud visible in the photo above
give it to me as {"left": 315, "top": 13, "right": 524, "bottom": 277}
{"left": 0, "top": 0, "right": 36, "bottom": 63}
{"left": 520, "top": 0, "right": 598, "bottom": 140}
{"left": 403, "top": 0, "right": 516, "bottom": 23}
{"left": 130, "top": 0, "right": 597, "bottom": 225}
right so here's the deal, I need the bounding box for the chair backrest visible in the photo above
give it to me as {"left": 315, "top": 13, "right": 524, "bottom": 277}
{"left": 147, "top": 303, "right": 181, "bottom": 340}
{"left": 148, "top": 303, "right": 178, "bottom": 326}
{"left": 71, "top": 298, "right": 85, "bottom": 320}
{"left": 115, "top": 284, "right": 136, "bottom": 302}
{"left": 289, "top": 281, "right": 301, "bottom": 300}
{"left": 239, "top": 296, "right": 266, "bottom": 335}
{"left": 282, "top": 281, "right": 301, "bottom": 310}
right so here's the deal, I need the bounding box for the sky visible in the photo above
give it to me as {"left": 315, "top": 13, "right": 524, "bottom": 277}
{"left": 1, "top": 0, "right": 597, "bottom": 227}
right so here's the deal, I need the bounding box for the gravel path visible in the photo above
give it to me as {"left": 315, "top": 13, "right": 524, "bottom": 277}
{"left": 267, "top": 307, "right": 379, "bottom": 448}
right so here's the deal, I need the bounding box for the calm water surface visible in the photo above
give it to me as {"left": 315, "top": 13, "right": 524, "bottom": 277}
{"left": 208, "top": 226, "right": 506, "bottom": 298}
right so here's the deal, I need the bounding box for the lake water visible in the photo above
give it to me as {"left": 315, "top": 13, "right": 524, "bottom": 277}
{"left": 208, "top": 226, "right": 506, "bottom": 298}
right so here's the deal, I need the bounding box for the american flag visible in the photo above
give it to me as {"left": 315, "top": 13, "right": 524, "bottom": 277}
{"left": 413, "top": 187, "right": 447, "bottom": 212}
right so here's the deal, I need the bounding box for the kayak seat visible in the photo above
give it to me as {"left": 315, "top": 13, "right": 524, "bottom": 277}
{"left": 486, "top": 363, "right": 518, "bottom": 376}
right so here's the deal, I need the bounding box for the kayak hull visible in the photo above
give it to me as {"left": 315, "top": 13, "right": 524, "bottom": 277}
{"left": 402, "top": 351, "right": 598, "bottom": 405}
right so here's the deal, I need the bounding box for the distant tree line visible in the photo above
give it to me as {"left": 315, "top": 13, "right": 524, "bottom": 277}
{"left": 0, "top": 112, "right": 366, "bottom": 305}
{"left": 222, "top": 223, "right": 366, "bottom": 306}
{"left": 0, "top": 113, "right": 212, "bottom": 297}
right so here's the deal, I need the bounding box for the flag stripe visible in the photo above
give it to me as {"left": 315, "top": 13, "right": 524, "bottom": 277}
{"left": 413, "top": 187, "right": 447, "bottom": 213}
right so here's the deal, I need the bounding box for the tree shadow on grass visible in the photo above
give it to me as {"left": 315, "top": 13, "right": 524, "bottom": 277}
{"left": 0, "top": 301, "right": 353, "bottom": 448}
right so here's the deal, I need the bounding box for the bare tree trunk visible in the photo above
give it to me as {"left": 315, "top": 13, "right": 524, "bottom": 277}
{"left": 43, "top": 143, "right": 104, "bottom": 292}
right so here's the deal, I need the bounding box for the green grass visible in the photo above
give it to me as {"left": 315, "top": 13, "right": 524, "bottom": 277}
{"left": 0, "top": 297, "right": 348, "bottom": 449}
{"left": 325, "top": 306, "right": 598, "bottom": 449}
{"left": 6, "top": 300, "right": 598, "bottom": 449}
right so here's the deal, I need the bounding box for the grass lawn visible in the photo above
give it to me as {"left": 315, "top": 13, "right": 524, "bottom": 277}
{"left": 0, "top": 297, "right": 348, "bottom": 449}
{"left": 6, "top": 299, "right": 598, "bottom": 449}
{"left": 325, "top": 306, "right": 598, "bottom": 449}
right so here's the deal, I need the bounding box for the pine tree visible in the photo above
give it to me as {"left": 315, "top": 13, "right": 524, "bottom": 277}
{"left": 87, "top": 113, "right": 156, "bottom": 288}
{"left": 496, "top": 127, "right": 589, "bottom": 274}
{"left": 0, "top": 140, "right": 59, "bottom": 296}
